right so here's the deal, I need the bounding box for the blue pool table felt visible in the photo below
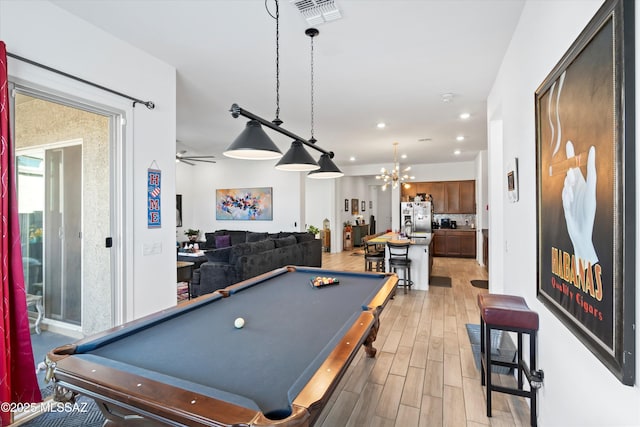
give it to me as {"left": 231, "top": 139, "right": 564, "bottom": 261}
{"left": 77, "top": 268, "right": 390, "bottom": 418}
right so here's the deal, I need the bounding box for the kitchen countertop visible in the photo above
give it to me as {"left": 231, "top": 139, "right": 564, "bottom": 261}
{"left": 369, "top": 232, "right": 433, "bottom": 246}
{"left": 433, "top": 226, "right": 477, "bottom": 232}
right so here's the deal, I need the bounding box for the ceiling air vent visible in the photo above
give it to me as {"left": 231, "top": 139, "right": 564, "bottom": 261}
{"left": 290, "top": 0, "right": 342, "bottom": 26}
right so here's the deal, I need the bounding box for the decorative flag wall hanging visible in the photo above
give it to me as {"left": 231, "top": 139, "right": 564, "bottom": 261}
{"left": 147, "top": 166, "right": 161, "bottom": 228}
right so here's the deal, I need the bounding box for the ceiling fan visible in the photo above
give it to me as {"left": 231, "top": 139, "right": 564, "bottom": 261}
{"left": 175, "top": 150, "right": 216, "bottom": 166}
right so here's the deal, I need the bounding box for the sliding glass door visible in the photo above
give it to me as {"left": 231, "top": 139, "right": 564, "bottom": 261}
{"left": 14, "top": 90, "right": 115, "bottom": 332}
{"left": 45, "top": 145, "right": 83, "bottom": 324}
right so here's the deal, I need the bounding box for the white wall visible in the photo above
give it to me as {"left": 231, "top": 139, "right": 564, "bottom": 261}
{"left": 305, "top": 177, "right": 339, "bottom": 251}
{"left": 477, "top": 150, "right": 489, "bottom": 230}
{"left": 342, "top": 160, "right": 476, "bottom": 182}
{"left": 1, "top": 0, "right": 177, "bottom": 327}
{"left": 475, "top": 151, "right": 488, "bottom": 264}
{"left": 305, "top": 177, "right": 335, "bottom": 234}
{"left": 340, "top": 175, "right": 371, "bottom": 223}
{"left": 177, "top": 160, "right": 308, "bottom": 234}
{"left": 488, "top": 0, "right": 640, "bottom": 425}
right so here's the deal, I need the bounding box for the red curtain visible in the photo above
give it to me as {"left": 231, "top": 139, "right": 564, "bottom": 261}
{"left": 0, "top": 41, "right": 42, "bottom": 426}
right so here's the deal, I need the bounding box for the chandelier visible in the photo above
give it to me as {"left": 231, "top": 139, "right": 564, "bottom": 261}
{"left": 376, "top": 142, "right": 414, "bottom": 191}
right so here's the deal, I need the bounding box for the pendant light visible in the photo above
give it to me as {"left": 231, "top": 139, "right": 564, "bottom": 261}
{"left": 304, "top": 28, "right": 344, "bottom": 179}
{"left": 308, "top": 152, "right": 344, "bottom": 178}
{"left": 275, "top": 140, "right": 320, "bottom": 171}
{"left": 223, "top": 120, "right": 282, "bottom": 159}
{"left": 274, "top": 26, "right": 319, "bottom": 171}
{"left": 226, "top": 1, "right": 339, "bottom": 174}
{"left": 223, "top": 0, "right": 283, "bottom": 160}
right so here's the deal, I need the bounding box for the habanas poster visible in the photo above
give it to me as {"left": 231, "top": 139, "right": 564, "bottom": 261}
{"left": 535, "top": 0, "right": 634, "bottom": 385}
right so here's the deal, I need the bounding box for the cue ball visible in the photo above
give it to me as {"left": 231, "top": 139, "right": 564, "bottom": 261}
{"left": 234, "top": 317, "right": 245, "bottom": 329}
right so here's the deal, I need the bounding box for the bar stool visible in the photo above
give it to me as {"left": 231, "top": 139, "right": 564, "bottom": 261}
{"left": 364, "top": 238, "right": 384, "bottom": 272}
{"left": 386, "top": 241, "right": 413, "bottom": 293}
{"left": 477, "top": 294, "right": 544, "bottom": 427}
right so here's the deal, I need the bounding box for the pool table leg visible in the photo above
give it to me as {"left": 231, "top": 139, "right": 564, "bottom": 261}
{"left": 363, "top": 317, "right": 380, "bottom": 358}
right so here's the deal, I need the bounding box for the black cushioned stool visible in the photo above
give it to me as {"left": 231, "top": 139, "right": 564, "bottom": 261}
{"left": 387, "top": 241, "right": 413, "bottom": 293}
{"left": 477, "top": 294, "right": 543, "bottom": 427}
{"left": 364, "top": 238, "right": 385, "bottom": 272}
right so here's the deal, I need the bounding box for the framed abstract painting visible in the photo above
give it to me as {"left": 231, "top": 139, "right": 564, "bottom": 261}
{"left": 216, "top": 187, "right": 273, "bottom": 221}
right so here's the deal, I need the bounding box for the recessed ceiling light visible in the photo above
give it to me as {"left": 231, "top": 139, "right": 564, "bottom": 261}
{"left": 454, "top": 149, "right": 461, "bottom": 155}
{"left": 349, "top": 156, "right": 356, "bottom": 161}
{"left": 459, "top": 112, "right": 471, "bottom": 119}
{"left": 401, "top": 154, "right": 407, "bottom": 159}
{"left": 377, "top": 122, "right": 386, "bottom": 129}
{"left": 456, "top": 136, "right": 465, "bottom": 141}
{"left": 441, "top": 93, "right": 454, "bottom": 103}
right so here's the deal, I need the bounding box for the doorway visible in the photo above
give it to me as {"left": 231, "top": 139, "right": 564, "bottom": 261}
{"left": 13, "top": 90, "right": 115, "bottom": 333}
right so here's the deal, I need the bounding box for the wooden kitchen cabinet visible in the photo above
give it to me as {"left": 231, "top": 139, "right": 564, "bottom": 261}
{"left": 401, "top": 180, "right": 474, "bottom": 214}
{"left": 445, "top": 181, "right": 460, "bottom": 213}
{"left": 432, "top": 229, "right": 476, "bottom": 258}
{"left": 457, "top": 231, "right": 476, "bottom": 257}
{"left": 432, "top": 230, "right": 447, "bottom": 256}
{"left": 445, "top": 232, "right": 461, "bottom": 256}
{"left": 415, "top": 182, "right": 428, "bottom": 196}
{"left": 443, "top": 180, "right": 475, "bottom": 214}
{"left": 458, "top": 180, "right": 475, "bottom": 213}
{"left": 426, "top": 182, "right": 445, "bottom": 213}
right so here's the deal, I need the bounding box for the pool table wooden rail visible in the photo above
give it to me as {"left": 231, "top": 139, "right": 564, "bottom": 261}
{"left": 50, "top": 354, "right": 287, "bottom": 426}
{"left": 46, "top": 266, "right": 398, "bottom": 426}
{"left": 48, "top": 312, "right": 380, "bottom": 427}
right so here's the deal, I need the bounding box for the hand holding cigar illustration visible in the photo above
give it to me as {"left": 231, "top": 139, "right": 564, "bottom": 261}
{"left": 560, "top": 141, "right": 598, "bottom": 264}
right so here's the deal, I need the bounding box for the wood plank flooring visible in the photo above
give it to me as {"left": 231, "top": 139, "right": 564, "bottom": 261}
{"left": 317, "top": 251, "right": 530, "bottom": 426}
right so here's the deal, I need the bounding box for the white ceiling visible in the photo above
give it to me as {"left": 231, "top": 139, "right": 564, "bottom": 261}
{"left": 50, "top": 0, "right": 524, "bottom": 171}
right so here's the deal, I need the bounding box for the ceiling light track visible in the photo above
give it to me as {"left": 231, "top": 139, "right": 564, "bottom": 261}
{"left": 229, "top": 103, "right": 334, "bottom": 159}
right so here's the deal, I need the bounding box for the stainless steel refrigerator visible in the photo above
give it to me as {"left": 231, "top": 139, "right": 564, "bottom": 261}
{"left": 400, "top": 201, "right": 433, "bottom": 237}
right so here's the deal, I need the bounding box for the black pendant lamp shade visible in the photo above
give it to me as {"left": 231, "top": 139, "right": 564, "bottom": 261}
{"left": 308, "top": 153, "right": 344, "bottom": 179}
{"left": 223, "top": 120, "right": 283, "bottom": 160}
{"left": 275, "top": 140, "right": 320, "bottom": 171}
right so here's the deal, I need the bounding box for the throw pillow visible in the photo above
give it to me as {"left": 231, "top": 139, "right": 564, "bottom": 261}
{"left": 215, "top": 234, "right": 231, "bottom": 248}
{"left": 204, "top": 233, "right": 217, "bottom": 249}
{"left": 273, "top": 235, "right": 297, "bottom": 248}
{"left": 246, "top": 231, "right": 268, "bottom": 242}
{"left": 227, "top": 230, "right": 248, "bottom": 246}
{"left": 293, "top": 232, "right": 315, "bottom": 243}
{"left": 205, "top": 247, "right": 232, "bottom": 263}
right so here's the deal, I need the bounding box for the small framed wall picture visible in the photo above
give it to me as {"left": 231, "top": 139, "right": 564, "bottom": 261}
{"left": 176, "top": 194, "right": 183, "bottom": 227}
{"left": 361, "top": 201, "right": 366, "bottom": 212}
{"left": 351, "top": 198, "right": 359, "bottom": 215}
{"left": 506, "top": 158, "right": 519, "bottom": 202}
{"left": 344, "top": 199, "right": 349, "bottom": 212}
{"left": 369, "top": 201, "right": 372, "bottom": 209}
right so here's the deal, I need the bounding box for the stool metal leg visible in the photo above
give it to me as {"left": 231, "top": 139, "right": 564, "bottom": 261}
{"left": 485, "top": 321, "right": 492, "bottom": 417}
{"left": 530, "top": 331, "right": 538, "bottom": 427}
{"left": 403, "top": 267, "right": 408, "bottom": 293}
{"left": 480, "top": 316, "right": 485, "bottom": 386}
{"left": 518, "top": 332, "right": 524, "bottom": 389}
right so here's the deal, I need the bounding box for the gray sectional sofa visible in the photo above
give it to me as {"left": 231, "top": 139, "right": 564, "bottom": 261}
{"left": 191, "top": 230, "right": 322, "bottom": 297}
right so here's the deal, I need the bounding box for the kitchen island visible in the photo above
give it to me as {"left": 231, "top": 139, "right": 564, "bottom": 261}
{"left": 369, "top": 232, "right": 433, "bottom": 290}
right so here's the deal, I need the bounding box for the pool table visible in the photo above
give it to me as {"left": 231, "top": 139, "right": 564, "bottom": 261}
{"left": 47, "top": 266, "right": 397, "bottom": 426}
